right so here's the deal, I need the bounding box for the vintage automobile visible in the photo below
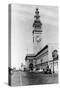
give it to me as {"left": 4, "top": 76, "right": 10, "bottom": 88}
{"left": 43, "top": 65, "right": 52, "bottom": 74}
{"left": 35, "top": 68, "right": 43, "bottom": 72}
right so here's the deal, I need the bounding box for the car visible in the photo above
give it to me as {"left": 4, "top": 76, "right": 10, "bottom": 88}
{"left": 37, "top": 69, "right": 43, "bottom": 72}
{"left": 35, "top": 68, "right": 43, "bottom": 72}
{"left": 44, "top": 66, "right": 52, "bottom": 74}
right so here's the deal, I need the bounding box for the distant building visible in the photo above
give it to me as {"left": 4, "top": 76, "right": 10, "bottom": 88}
{"left": 25, "top": 8, "right": 58, "bottom": 73}
{"left": 25, "top": 54, "right": 35, "bottom": 69}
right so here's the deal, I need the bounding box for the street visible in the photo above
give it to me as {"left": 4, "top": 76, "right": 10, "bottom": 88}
{"left": 11, "top": 71, "right": 58, "bottom": 86}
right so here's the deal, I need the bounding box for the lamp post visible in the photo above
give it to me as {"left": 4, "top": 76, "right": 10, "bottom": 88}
{"left": 53, "top": 58, "right": 54, "bottom": 73}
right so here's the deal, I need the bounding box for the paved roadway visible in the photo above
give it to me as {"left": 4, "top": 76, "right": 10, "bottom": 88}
{"left": 11, "top": 71, "right": 58, "bottom": 86}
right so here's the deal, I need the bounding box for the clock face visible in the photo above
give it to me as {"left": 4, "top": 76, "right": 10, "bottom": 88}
{"left": 35, "top": 35, "right": 41, "bottom": 43}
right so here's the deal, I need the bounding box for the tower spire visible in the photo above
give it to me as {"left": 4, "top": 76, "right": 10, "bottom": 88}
{"left": 34, "top": 8, "right": 40, "bottom": 19}
{"left": 33, "top": 8, "right": 42, "bottom": 31}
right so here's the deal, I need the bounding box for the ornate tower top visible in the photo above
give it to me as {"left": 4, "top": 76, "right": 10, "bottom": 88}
{"left": 34, "top": 8, "right": 40, "bottom": 19}
{"left": 32, "top": 8, "right": 42, "bottom": 34}
{"left": 32, "top": 8, "right": 43, "bottom": 53}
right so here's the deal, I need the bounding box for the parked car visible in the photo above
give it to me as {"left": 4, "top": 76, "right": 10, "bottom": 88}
{"left": 44, "top": 68, "right": 51, "bottom": 74}
{"left": 39, "top": 69, "right": 43, "bottom": 72}
{"left": 36, "top": 69, "right": 43, "bottom": 72}
{"left": 44, "top": 65, "right": 52, "bottom": 74}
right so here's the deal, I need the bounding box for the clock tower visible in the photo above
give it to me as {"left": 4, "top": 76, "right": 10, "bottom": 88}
{"left": 32, "top": 8, "right": 42, "bottom": 54}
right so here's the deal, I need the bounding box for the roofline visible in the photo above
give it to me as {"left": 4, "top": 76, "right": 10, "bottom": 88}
{"left": 35, "top": 45, "right": 48, "bottom": 57}
{"left": 25, "top": 45, "right": 48, "bottom": 60}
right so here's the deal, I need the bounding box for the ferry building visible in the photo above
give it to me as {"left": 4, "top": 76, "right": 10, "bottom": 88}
{"left": 25, "top": 8, "right": 58, "bottom": 73}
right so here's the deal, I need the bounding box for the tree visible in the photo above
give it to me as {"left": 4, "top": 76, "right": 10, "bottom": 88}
{"left": 52, "top": 49, "right": 58, "bottom": 73}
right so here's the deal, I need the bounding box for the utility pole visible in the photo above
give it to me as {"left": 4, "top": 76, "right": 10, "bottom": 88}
{"left": 53, "top": 58, "right": 54, "bottom": 73}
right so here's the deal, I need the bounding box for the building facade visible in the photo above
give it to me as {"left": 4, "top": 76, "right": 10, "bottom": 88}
{"left": 25, "top": 45, "right": 49, "bottom": 71}
{"left": 25, "top": 8, "right": 58, "bottom": 73}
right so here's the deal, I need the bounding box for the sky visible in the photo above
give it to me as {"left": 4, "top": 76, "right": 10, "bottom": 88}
{"left": 11, "top": 4, "right": 58, "bottom": 69}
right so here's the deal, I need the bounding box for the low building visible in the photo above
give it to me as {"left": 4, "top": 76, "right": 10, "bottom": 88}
{"left": 35, "top": 45, "right": 48, "bottom": 70}
{"left": 25, "top": 45, "right": 48, "bottom": 70}
{"left": 25, "top": 44, "right": 58, "bottom": 73}
{"left": 25, "top": 54, "right": 35, "bottom": 70}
